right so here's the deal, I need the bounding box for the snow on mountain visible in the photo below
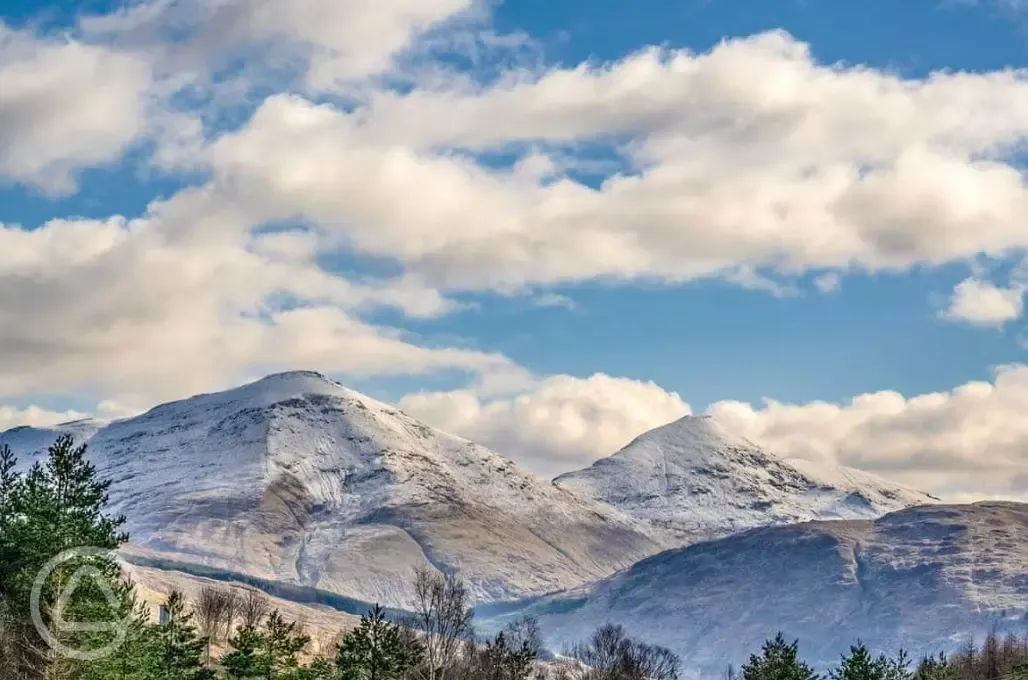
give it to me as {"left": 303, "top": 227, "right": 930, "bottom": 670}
{"left": 1, "top": 418, "right": 106, "bottom": 466}
{"left": 489, "top": 502, "right": 1028, "bottom": 678}
{"left": 553, "top": 415, "right": 937, "bottom": 545}
{"left": 0, "top": 371, "right": 662, "bottom": 607}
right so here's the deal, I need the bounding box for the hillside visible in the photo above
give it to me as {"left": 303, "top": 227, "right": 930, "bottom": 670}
{"left": 0, "top": 371, "right": 662, "bottom": 607}
{"left": 486, "top": 502, "right": 1028, "bottom": 676}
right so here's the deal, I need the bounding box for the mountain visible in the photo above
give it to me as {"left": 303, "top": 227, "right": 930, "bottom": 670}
{"left": 486, "top": 502, "right": 1028, "bottom": 677}
{"left": 0, "top": 371, "right": 662, "bottom": 607}
{"left": 553, "top": 415, "right": 937, "bottom": 544}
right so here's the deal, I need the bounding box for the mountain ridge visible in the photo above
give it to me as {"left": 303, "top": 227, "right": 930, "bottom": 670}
{"left": 554, "top": 413, "right": 937, "bottom": 544}
{"left": 1, "top": 371, "right": 662, "bottom": 608}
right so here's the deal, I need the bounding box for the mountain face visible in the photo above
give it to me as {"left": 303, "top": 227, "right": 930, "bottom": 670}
{"left": 1, "top": 371, "right": 662, "bottom": 607}
{"left": 553, "top": 415, "right": 937, "bottom": 545}
{"left": 489, "top": 502, "right": 1028, "bottom": 677}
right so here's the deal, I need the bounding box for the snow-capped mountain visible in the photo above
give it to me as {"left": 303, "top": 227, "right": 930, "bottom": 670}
{"left": 489, "top": 502, "right": 1028, "bottom": 677}
{"left": 554, "top": 415, "right": 937, "bottom": 544}
{"left": 0, "top": 371, "right": 662, "bottom": 607}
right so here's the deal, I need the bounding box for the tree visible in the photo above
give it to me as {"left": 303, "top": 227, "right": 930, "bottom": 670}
{"left": 830, "top": 644, "right": 910, "bottom": 680}
{"left": 740, "top": 633, "right": 819, "bottom": 680}
{"left": 196, "top": 585, "right": 239, "bottom": 664}
{"left": 152, "top": 590, "right": 216, "bottom": 680}
{"left": 408, "top": 567, "right": 474, "bottom": 680}
{"left": 912, "top": 655, "right": 956, "bottom": 680}
{"left": 564, "top": 623, "right": 680, "bottom": 680}
{"left": 223, "top": 624, "right": 268, "bottom": 678}
{"left": 336, "top": 604, "right": 423, "bottom": 680}
{"left": 0, "top": 436, "right": 130, "bottom": 679}
{"left": 460, "top": 629, "right": 537, "bottom": 680}
{"left": 240, "top": 589, "right": 272, "bottom": 630}
{"left": 222, "top": 609, "right": 311, "bottom": 679}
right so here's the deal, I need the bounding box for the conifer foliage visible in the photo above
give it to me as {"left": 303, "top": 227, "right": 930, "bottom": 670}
{"left": 740, "top": 633, "right": 819, "bottom": 680}
{"left": 336, "top": 604, "right": 423, "bottom": 680}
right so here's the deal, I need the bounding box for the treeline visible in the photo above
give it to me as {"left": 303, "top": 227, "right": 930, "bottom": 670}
{"left": 1, "top": 437, "right": 1025, "bottom": 680}
{"left": 725, "top": 630, "right": 1028, "bottom": 680}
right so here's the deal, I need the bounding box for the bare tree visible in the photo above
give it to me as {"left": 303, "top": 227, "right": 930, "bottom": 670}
{"left": 563, "top": 623, "right": 680, "bottom": 680}
{"left": 408, "top": 566, "right": 474, "bottom": 680}
{"left": 238, "top": 588, "right": 271, "bottom": 630}
{"left": 195, "top": 586, "right": 239, "bottom": 663}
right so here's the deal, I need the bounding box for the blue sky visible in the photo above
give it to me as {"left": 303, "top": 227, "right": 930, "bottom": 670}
{"left": 2, "top": 0, "right": 1028, "bottom": 496}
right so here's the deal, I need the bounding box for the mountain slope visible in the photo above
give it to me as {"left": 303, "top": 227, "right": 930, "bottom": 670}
{"left": 553, "top": 415, "right": 937, "bottom": 544}
{"left": 488, "top": 502, "right": 1028, "bottom": 677}
{"left": 1, "top": 371, "right": 662, "bottom": 607}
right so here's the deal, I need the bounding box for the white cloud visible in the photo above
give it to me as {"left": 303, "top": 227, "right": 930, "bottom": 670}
{"left": 0, "top": 185, "right": 522, "bottom": 406}
{"left": 814, "top": 272, "right": 842, "bottom": 294}
{"left": 0, "top": 22, "right": 152, "bottom": 193}
{"left": 0, "top": 405, "right": 89, "bottom": 431}
{"left": 402, "top": 365, "right": 1028, "bottom": 501}
{"left": 533, "top": 292, "right": 575, "bottom": 309}
{"left": 709, "top": 364, "right": 1028, "bottom": 501}
{"left": 200, "top": 32, "right": 1028, "bottom": 295}
{"left": 941, "top": 277, "right": 1025, "bottom": 328}
{"left": 400, "top": 374, "right": 691, "bottom": 476}
{"left": 82, "top": 0, "right": 479, "bottom": 92}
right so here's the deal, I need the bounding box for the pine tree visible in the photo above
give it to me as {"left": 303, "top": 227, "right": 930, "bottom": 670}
{"left": 264, "top": 611, "right": 311, "bottom": 677}
{"left": 223, "top": 609, "right": 311, "bottom": 679}
{"left": 336, "top": 604, "right": 423, "bottom": 680}
{"left": 152, "top": 591, "right": 216, "bottom": 680}
{"left": 830, "top": 644, "right": 910, "bottom": 680}
{"left": 741, "top": 633, "right": 820, "bottom": 680}
{"left": 0, "top": 436, "right": 131, "bottom": 679}
{"left": 223, "top": 624, "right": 269, "bottom": 678}
{"left": 912, "top": 655, "right": 956, "bottom": 680}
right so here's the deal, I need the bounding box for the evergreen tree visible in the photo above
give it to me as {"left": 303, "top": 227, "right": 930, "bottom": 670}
{"left": 912, "top": 655, "right": 956, "bottom": 680}
{"left": 741, "top": 634, "right": 819, "bottom": 680}
{"left": 223, "top": 624, "right": 270, "bottom": 679}
{"left": 223, "top": 610, "right": 311, "bottom": 679}
{"left": 830, "top": 644, "right": 910, "bottom": 680}
{"left": 336, "top": 605, "right": 423, "bottom": 680}
{"left": 292, "top": 657, "right": 339, "bottom": 680}
{"left": 0, "top": 436, "right": 131, "bottom": 679}
{"left": 152, "top": 591, "right": 216, "bottom": 680}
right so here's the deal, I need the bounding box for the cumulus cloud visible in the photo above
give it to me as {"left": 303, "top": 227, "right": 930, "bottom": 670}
{"left": 199, "top": 33, "right": 1028, "bottom": 294}
{"left": 0, "top": 405, "right": 89, "bottom": 431}
{"left": 399, "top": 374, "right": 691, "bottom": 476}
{"left": 400, "top": 365, "right": 1028, "bottom": 501}
{"left": 0, "top": 186, "right": 521, "bottom": 405}
{"left": 82, "top": 0, "right": 479, "bottom": 92}
{"left": 0, "top": 22, "right": 151, "bottom": 193}
{"left": 941, "top": 277, "right": 1025, "bottom": 327}
{"left": 710, "top": 364, "right": 1028, "bottom": 501}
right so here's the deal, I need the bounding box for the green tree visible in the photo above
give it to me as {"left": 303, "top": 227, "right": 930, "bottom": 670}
{"left": 152, "top": 591, "right": 216, "bottom": 680}
{"left": 912, "top": 655, "right": 956, "bottom": 680}
{"left": 741, "top": 634, "right": 819, "bottom": 680}
{"left": 830, "top": 644, "right": 910, "bottom": 680}
{"left": 223, "top": 624, "right": 269, "bottom": 679}
{"left": 0, "top": 436, "right": 130, "bottom": 679}
{"left": 223, "top": 610, "right": 311, "bottom": 679}
{"left": 336, "top": 605, "right": 423, "bottom": 680}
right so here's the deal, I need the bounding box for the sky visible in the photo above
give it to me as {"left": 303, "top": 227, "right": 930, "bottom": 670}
{"left": 2, "top": 0, "right": 1028, "bottom": 501}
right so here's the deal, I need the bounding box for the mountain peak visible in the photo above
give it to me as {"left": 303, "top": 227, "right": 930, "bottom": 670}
{"left": 556, "top": 414, "right": 935, "bottom": 545}
{"left": 631, "top": 414, "right": 757, "bottom": 455}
